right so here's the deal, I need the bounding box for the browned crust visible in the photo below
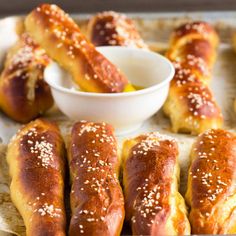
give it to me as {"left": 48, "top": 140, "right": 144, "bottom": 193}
{"left": 168, "top": 21, "right": 219, "bottom": 81}
{"left": 164, "top": 21, "right": 223, "bottom": 134}
{"left": 186, "top": 129, "right": 236, "bottom": 234}
{"left": 87, "top": 11, "right": 148, "bottom": 49}
{"left": 122, "top": 132, "right": 190, "bottom": 235}
{"left": 177, "top": 39, "right": 215, "bottom": 66}
{"left": 171, "top": 62, "right": 222, "bottom": 119}
{"left": 68, "top": 121, "right": 125, "bottom": 236}
{"left": 25, "top": 4, "right": 128, "bottom": 93}
{"left": 167, "top": 38, "right": 215, "bottom": 73}
{"left": 170, "top": 21, "right": 219, "bottom": 49}
{"left": 0, "top": 33, "right": 53, "bottom": 123}
{"left": 163, "top": 62, "right": 223, "bottom": 134}
{"left": 7, "top": 119, "right": 66, "bottom": 236}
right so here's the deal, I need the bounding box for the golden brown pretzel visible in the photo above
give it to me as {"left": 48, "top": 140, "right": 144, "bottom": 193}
{"left": 163, "top": 62, "right": 222, "bottom": 134}
{"left": 67, "top": 121, "right": 125, "bottom": 236}
{"left": 87, "top": 11, "right": 148, "bottom": 49}
{"left": 0, "top": 33, "right": 53, "bottom": 123}
{"left": 25, "top": 4, "right": 129, "bottom": 93}
{"left": 170, "top": 21, "right": 219, "bottom": 52}
{"left": 186, "top": 129, "right": 236, "bottom": 234}
{"left": 122, "top": 132, "right": 190, "bottom": 235}
{"left": 168, "top": 21, "right": 219, "bottom": 82}
{"left": 7, "top": 119, "right": 66, "bottom": 236}
{"left": 164, "top": 21, "right": 222, "bottom": 134}
{"left": 166, "top": 39, "right": 215, "bottom": 81}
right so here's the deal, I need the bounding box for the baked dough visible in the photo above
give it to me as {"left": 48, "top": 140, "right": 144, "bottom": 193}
{"left": 163, "top": 61, "right": 223, "bottom": 134}
{"left": 67, "top": 121, "right": 125, "bottom": 236}
{"left": 0, "top": 33, "right": 53, "bottom": 123}
{"left": 7, "top": 119, "right": 66, "bottom": 235}
{"left": 87, "top": 11, "right": 148, "bottom": 49}
{"left": 25, "top": 4, "right": 130, "bottom": 93}
{"left": 122, "top": 132, "right": 190, "bottom": 235}
{"left": 186, "top": 128, "right": 236, "bottom": 234}
{"left": 164, "top": 22, "right": 223, "bottom": 134}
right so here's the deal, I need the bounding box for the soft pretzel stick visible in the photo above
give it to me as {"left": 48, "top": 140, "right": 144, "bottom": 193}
{"left": 7, "top": 119, "right": 66, "bottom": 236}
{"left": 87, "top": 11, "right": 148, "bottom": 49}
{"left": 67, "top": 121, "right": 125, "bottom": 236}
{"left": 25, "top": 4, "right": 130, "bottom": 93}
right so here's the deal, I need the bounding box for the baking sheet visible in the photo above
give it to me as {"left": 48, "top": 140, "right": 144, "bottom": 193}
{"left": 0, "top": 12, "right": 236, "bottom": 235}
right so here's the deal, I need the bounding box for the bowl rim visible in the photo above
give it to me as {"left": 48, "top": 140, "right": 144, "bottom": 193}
{"left": 44, "top": 46, "right": 175, "bottom": 98}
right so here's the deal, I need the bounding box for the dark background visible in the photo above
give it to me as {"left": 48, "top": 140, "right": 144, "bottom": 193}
{"left": 0, "top": 0, "right": 236, "bottom": 16}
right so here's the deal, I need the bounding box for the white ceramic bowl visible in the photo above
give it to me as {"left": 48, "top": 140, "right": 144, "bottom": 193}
{"left": 44, "top": 46, "right": 174, "bottom": 135}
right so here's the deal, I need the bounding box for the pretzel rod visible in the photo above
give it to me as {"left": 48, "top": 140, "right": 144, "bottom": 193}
{"left": 25, "top": 4, "right": 130, "bottom": 93}
{"left": 0, "top": 33, "right": 53, "bottom": 123}
{"left": 186, "top": 129, "right": 236, "bottom": 234}
{"left": 122, "top": 132, "right": 190, "bottom": 235}
{"left": 7, "top": 119, "right": 66, "bottom": 235}
{"left": 68, "top": 121, "right": 125, "bottom": 236}
{"left": 163, "top": 21, "right": 223, "bottom": 134}
{"left": 87, "top": 11, "right": 148, "bottom": 49}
